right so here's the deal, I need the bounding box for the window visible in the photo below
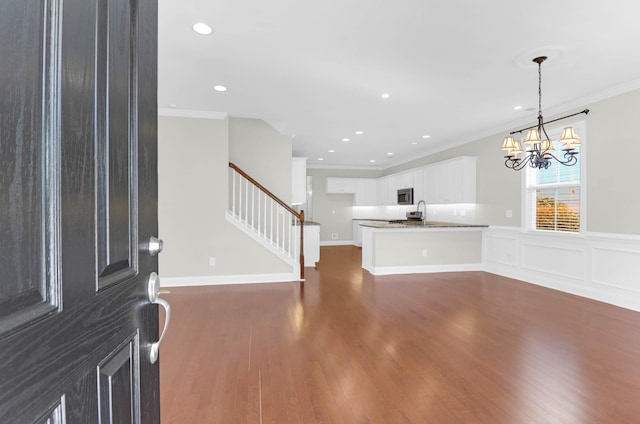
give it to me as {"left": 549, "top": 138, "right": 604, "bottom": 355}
{"left": 525, "top": 122, "right": 585, "bottom": 233}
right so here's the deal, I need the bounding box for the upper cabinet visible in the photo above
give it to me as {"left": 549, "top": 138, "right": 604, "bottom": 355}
{"left": 412, "top": 169, "right": 425, "bottom": 203}
{"left": 384, "top": 175, "right": 399, "bottom": 205}
{"left": 291, "top": 157, "right": 307, "bottom": 205}
{"left": 423, "top": 165, "right": 438, "bottom": 204}
{"left": 398, "top": 172, "right": 413, "bottom": 189}
{"left": 325, "top": 155, "right": 476, "bottom": 207}
{"left": 377, "top": 177, "right": 389, "bottom": 205}
{"left": 354, "top": 178, "right": 378, "bottom": 206}
{"left": 430, "top": 156, "right": 476, "bottom": 204}
{"left": 326, "top": 177, "right": 357, "bottom": 193}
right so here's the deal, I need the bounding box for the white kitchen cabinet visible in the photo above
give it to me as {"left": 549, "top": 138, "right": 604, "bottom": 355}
{"left": 423, "top": 165, "right": 437, "bottom": 203}
{"left": 294, "top": 224, "right": 320, "bottom": 267}
{"left": 303, "top": 224, "right": 320, "bottom": 266}
{"left": 412, "top": 169, "right": 425, "bottom": 203}
{"left": 398, "top": 172, "right": 413, "bottom": 189}
{"left": 326, "top": 177, "right": 357, "bottom": 193}
{"left": 386, "top": 175, "right": 399, "bottom": 204}
{"left": 354, "top": 178, "right": 378, "bottom": 206}
{"left": 433, "top": 156, "right": 476, "bottom": 203}
{"left": 291, "top": 157, "right": 307, "bottom": 205}
{"left": 377, "top": 177, "right": 389, "bottom": 205}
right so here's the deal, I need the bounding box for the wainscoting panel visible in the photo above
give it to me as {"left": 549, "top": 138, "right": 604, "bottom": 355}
{"left": 481, "top": 233, "right": 518, "bottom": 265}
{"left": 592, "top": 247, "right": 640, "bottom": 292}
{"left": 483, "top": 226, "right": 640, "bottom": 312}
{"left": 521, "top": 243, "right": 585, "bottom": 280}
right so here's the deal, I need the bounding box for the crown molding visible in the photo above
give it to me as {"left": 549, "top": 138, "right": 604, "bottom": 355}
{"left": 306, "top": 163, "right": 384, "bottom": 171}
{"left": 158, "top": 108, "right": 228, "bottom": 119}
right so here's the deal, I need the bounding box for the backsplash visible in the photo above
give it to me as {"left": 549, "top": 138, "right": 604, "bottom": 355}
{"left": 352, "top": 204, "right": 477, "bottom": 224}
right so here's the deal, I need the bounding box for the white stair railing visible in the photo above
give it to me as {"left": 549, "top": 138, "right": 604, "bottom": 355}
{"left": 227, "top": 163, "right": 305, "bottom": 280}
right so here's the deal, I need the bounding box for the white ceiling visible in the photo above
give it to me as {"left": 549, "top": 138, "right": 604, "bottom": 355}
{"left": 158, "top": 0, "right": 640, "bottom": 169}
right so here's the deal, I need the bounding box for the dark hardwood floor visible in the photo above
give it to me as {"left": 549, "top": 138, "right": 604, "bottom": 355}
{"left": 160, "top": 246, "right": 640, "bottom": 423}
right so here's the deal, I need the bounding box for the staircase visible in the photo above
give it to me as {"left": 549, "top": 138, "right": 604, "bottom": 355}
{"left": 226, "top": 163, "right": 305, "bottom": 280}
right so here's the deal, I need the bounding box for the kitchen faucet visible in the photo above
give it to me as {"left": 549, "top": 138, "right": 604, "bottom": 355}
{"left": 416, "top": 200, "right": 426, "bottom": 220}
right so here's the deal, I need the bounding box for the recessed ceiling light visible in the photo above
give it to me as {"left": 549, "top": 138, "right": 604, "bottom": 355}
{"left": 317, "top": 158, "right": 324, "bottom": 161}
{"left": 381, "top": 93, "right": 390, "bottom": 99}
{"left": 169, "top": 103, "right": 177, "bottom": 108}
{"left": 355, "top": 131, "right": 364, "bottom": 135}
{"left": 369, "top": 159, "right": 376, "bottom": 163}
{"left": 192, "top": 23, "right": 213, "bottom": 35}
{"left": 411, "top": 142, "right": 418, "bottom": 145}
{"left": 514, "top": 105, "right": 523, "bottom": 110}
{"left": 328, "top": 149, "right": 335, "bottom": 153}
{"left": 342, "top": 138, "right": 350, "bottom": 142}
{"left": 387, "top": 152, "right": 394, "bottom": 156}
{"left": 422, "top": 135, "right": 431, "bottom": 139}
{"left": 213, "top": 85, "right": 227, "bottom": 92}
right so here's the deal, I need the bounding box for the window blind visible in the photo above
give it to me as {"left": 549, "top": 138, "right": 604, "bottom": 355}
{"left": 527, "top": 139, "right": 581, "bottom": 233}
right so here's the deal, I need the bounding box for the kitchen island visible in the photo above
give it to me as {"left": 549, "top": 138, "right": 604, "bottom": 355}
{"left": 360, "top": 221, "right": 487, "bottom": 275}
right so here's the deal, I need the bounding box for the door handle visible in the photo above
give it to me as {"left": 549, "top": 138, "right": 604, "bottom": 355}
{"left": 147, "top": 236, "right": 164, "bottom": 256}
{"left": 147, "top": 272, "right": 170, "bottom": 364}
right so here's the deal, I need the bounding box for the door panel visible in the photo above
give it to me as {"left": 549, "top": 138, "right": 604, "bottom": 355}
{"left": 96, "top": 0, "right": 137, "bottom": 287}
{"left": 98, "top": 335, "right": 140, "bottom": 423}
{"left": 0, "top": 0, "right": 159, "bottom": 422}
{"left": 0, "top": 0, "right": 61, "bottom": 333}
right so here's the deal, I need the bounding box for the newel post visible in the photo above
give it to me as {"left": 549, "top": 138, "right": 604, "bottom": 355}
{"left": 299, "top": 210, "right": 305, "bottom": 281}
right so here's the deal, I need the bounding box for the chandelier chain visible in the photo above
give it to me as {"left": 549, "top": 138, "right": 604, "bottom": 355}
{"left": 538, "top": 60, "right": 542, "bottom": 117}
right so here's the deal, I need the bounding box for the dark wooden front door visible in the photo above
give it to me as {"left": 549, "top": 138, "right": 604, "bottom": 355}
{"left": 0, "top": 0, "right": 160, "bottom": 422}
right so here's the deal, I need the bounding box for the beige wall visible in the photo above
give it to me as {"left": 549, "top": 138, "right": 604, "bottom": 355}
{"left": 229, "top": 117, "right": 293, "bottom": 203}
{"left": 585, "top": 89, "right": 640, "bottom": 234}
{"left": 158, "top": 116, "right": 292, "bottom": 279}
{"left": 374, "top": 230, "right": 482, "bottom": 267}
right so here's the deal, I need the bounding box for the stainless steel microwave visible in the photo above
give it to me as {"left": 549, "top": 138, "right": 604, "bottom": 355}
{"left": 397, "top": 188, "right": 413, "bottom": 205}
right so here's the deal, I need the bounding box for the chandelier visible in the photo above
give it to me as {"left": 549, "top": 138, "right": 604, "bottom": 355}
{"left": 500, "top": 56, "right": 589, "bottom": 170}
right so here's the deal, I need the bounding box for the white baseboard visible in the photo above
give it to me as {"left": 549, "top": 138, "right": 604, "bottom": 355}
{"left": 366, "top": 263, "right": 482, "bottom": 276}
{"left": 320, "top": 240, "right": 354, "bottom": 246}
{"left": 161, "top": 273, "right": 299, "bottom": 287}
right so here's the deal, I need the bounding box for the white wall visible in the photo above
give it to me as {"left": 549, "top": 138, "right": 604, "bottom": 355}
{"left": 158, "top": 115, "right": 293, "bottom": 285}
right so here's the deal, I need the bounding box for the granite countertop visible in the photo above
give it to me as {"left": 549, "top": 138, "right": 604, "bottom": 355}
{"left": 293, "top": 220, "right": 321, "bottom": 226}
{"left": 360, "top": 220, "right": 488, "bottom": 229}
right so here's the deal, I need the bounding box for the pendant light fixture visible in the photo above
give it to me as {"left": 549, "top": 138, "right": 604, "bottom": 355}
{"left": 501, "top": 56, "right": 589, "bottom": 170}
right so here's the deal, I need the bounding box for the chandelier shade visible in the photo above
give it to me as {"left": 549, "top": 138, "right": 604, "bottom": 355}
{"left": 501, "top": 56, "right": 589, "bottom": 171}
{"left": 523, "top": 129, "right": 541, "bottom": 145}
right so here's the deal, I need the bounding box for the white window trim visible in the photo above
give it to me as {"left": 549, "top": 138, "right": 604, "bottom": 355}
{"left": 521, "top": 120, "right": 587, "bottom": 236}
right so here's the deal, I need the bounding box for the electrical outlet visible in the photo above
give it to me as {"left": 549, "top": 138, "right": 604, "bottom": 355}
{"left": 422, "top": 249, "right": 428, "bottom": 257}
{"left": 331, "top": 233, "right": 338, "bottom": 240}
{"left": 209, "top": 257, "right": 216, "bottom": 266}
{"left": 460, "top": 210, "right": 466, "bottom": 217}
{"left": 506, "top": 209, "right": 513, "bottom": 218}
